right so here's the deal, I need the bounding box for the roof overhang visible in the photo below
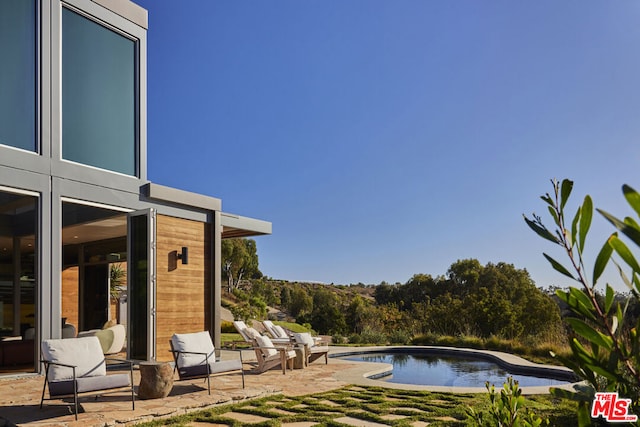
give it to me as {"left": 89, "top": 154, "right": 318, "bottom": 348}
{"left": 221, "top": 212, "right": 272, "bottom": 239}
{"left": 143, "top": 183, "right": 272, "bottom": 238}
{"left": 143, "top": 183, "right": 221, "bottom": 211}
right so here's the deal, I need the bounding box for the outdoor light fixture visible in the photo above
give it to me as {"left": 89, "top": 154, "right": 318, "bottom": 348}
{"left": 176, "top": 246, "right": 189, "bottom": 265}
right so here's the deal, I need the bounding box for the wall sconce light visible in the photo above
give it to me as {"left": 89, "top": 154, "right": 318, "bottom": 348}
{"left": 176, "top": 246, "right": 189, "bottom": 265}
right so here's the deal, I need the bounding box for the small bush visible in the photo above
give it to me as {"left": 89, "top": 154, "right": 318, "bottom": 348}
{"left": 387, "top": 329, "right": 412, "bottom": 344}
{"left": 220, "top": 321, "right": 235, "bottom": 333}
{"left": 358, "top": 328, "right": 388, "bottom": 345}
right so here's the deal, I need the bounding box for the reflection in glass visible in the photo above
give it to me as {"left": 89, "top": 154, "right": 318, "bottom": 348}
{"left": 0, "top": 0, "right": 36, "bottom": 151}
{"left": 128, "top": 214, "right": 148, "bottom": 360}
{"left": 62, "top": 7, "right": 137, "bottom": 175}
{"left": 0, "top": 190, "right": 37, "bottom": 372}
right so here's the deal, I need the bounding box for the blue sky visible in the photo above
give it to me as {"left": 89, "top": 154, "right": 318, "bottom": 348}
{"left": 135, "top": 0, "right": 640, "bottom": 291}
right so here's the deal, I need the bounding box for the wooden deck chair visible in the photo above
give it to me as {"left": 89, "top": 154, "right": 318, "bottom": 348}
{"left": 252, "top": 335, "right": 296, "bottom": 374}
{"left": 170, "top": 331, "right": 245, "bottom": 394}
{"left": 292, "top": 332, "right": 329, "bottom": 366}
{"left": 233, "top": 320, "right": 290, "bottom": 346}
{"left": 262, "top": 320, "right": 293, "bottom": 342}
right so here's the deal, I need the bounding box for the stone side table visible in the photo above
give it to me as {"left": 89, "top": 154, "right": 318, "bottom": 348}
{"left": 293, "top": 346, "right": 306, "bottom": 369}
{"left": 138, "top": 361, "right": 174, "bottom": 399}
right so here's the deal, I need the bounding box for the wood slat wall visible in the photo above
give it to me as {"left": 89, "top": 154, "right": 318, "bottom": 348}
{"left": 61, "top": 267, "right": 79, "bottom": 329}
{"left": 155, "top": 214, "right": 211, "bottom": 361}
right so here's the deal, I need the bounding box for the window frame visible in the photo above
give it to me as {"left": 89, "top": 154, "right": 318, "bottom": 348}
{"left": 51, "top": 0, "right": 147, "bottom": 183}
{"left": 0, "top": 0, "right": 40, "bottom": 154}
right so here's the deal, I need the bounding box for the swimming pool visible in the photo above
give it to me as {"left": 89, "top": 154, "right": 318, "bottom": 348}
{"left": 336, "top": 349, "right": 576, "bottom": 388}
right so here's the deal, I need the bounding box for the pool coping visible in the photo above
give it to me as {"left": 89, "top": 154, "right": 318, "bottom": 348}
{"left": 327, "top": 345, "right": 584, "bottom": 395}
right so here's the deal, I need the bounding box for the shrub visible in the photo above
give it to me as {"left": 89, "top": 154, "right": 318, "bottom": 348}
{"left": 220, "top": 321, "right": 236, "bottom": 334}
{"left": 467, "top": 376, "right": 548, "bottom": 426}
{"left": 358, "top": 328, "right": 388, "bottom": 345}
{"left": 525, "top": 179, "right": 640, "bottom": 422}
{"left": 387, "top": 329, "right": 412, "bottom": 345}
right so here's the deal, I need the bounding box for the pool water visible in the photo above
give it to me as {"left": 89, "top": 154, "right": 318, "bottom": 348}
{"left": 339, "top": 352, "right": 573, "bottom": 388}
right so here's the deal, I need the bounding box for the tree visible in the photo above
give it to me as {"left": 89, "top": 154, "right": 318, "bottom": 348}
{"left": 308, "top": 288, "right": 347, "bottom": 335}
{"left": 221, "top": 238, "right": 261, "bottom": 293}
{"left": 525, "top": 179, "right": 640, "bottom": 423}
{"left": 288, "top": 286, "right": 313, "bottom": 319}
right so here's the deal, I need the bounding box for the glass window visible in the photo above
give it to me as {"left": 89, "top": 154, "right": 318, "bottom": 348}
{"left": 0, "top": 0, "right": 36, "bottom": 152}
{"left": 0, "top": 190, "right": 37, "bottom": 372}
{"left": 62, "top": 8, "right": 137, "bottom": 176}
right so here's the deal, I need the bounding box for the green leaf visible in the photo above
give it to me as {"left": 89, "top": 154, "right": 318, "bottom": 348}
{"left": 593, "top": 235, "right": 613, "bottom": 285}
{"left": 556, "top": 288, "right": 597, "bottom": 321}
{"left": 547, "top": 205, "right": 560, "bottom": 227}
{"left": 578, "top": 196, "right": 592, "bottom": 253}
{"left": 609, "top": 236, "right": 640, "bottom": 273}
{"left": 565, "top": 318, "right": 613, "bottom": 350}
{"left": 598, "top": 209, "right": 640, "bottom": 247}
{"left": 604, "top": 284, "right": 614, "bottom": 315}
{"left": 611, "top": 315, "right": 618, "bottom": 335}
{"left": 560, "top": 179, "right": 573, "bottom": 210}
{"left": 585, "top": 363, "right": 618, "bottom": 381}
{"left": 623, "top": 184, "right": 640, "bottom": 218}
{"left": 612, "top": 259, "right": 636, "bottom": 293}
{"left": 543, "top": 253, "right": 577, "bottom": 280}
{"left": 571, "top": 206, "right": 580, "bottom": 249}
{"left": 523, "top": 216, "right": 559, "bottom": 244}
{"left": 541, "top": 193, "right": 554, "bottom": 207}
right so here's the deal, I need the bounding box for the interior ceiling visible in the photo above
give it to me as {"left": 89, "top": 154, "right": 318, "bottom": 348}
{"left": 3, "top": 216, "right": 261, "bottom": 252}
{"left": 0, "top": 216, "right": 128, "bottom": 255}
{"left": 61, "top": 217, "right": 127, "bottom": 245}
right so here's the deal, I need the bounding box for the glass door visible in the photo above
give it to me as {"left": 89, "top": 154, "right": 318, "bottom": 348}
{"left": 127, "top": 208, "right": 155, "bottom": 361}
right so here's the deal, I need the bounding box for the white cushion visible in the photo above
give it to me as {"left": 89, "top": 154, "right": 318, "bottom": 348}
{"left": 244, "top": 327, "right": 261, "bottom": 339}
{"left": 171, "top": 331, "right": 215, "bottom": 368}
{"left": 293, "top": 332, "right": 315, "bottom": 348}
{"left": 255, "top": 335, "right": 277, "bottom": 357}
{"left": 273, "top": 325, "right": 288, "bottom": 339}
{"left": 41, "top": 336, "right": 106, "bottom": 382}
{"left": 104, "top": 324, "right": 126, "bottom": 354}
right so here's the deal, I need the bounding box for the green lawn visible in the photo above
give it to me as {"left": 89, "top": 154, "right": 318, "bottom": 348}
{"left": 135, "top": 384, "right": 577, "bottom": 426}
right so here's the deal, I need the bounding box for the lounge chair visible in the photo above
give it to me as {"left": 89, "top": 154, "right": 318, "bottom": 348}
{"left": 292, "top": 332, "right": 329, "bottom": 366}
{"left": 40, "top": 336, "right": 134, "bottom": 420}
{"left": 252, "top": 335, "right": 296, "bottom": 374}
{"left": 233, "top": 320, "right": 290, "bottom": 345}
{"left": 170, "top": 331, "right": 245, "bottom": 394}
{"left": 262, "top": 320, "right": 292, "bottom": 342}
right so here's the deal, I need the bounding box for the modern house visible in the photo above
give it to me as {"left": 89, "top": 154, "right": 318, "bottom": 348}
{"left": 0, "top": 0, "right": 271, "bottom": 375}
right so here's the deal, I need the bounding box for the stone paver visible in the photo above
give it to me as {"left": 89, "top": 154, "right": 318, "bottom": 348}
{"left": 334, "top": 416, "right": 390, "bottom": 427}
{"left": 222, "top": 411, "right": 271, "bottom": 424}
{"left": 185, "top": 423, "right": 229, "bottom": 427}
{"left": 380, "top": 413, "right": 407, "bottom": 420}
{"left": 281, "top": 423, "right": 319, "bottom": 427}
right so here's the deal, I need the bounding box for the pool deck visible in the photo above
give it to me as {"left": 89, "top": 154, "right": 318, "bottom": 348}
{"left": 0, "top": 346, "right": 580, "bottom": 426}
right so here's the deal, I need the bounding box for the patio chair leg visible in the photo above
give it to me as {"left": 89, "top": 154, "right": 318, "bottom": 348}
{"left": 40, "top": 364, "right": 50, "bottom": 409}
{"left": 130, "top": 364, "right": 136, "bottom": 410}
{"left": 73, "top": 384, "right": 78, "bottom": 420}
